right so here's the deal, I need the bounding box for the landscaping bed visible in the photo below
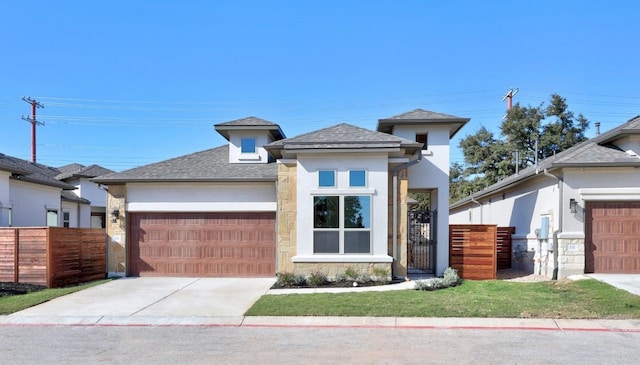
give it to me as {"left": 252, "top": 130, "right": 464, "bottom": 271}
{"left": 0, "top": 282, "right": 46, "bottom": 297}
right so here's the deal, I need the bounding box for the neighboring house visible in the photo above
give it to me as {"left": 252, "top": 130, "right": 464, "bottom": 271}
{"left": 0, "top": 153, "right": 113, "bottom": 228}
{"left": 450, "top": 116, "right": 640, "bottom": 278}
{"left": 54, "top": 163, "right": 114, "bottom": 228}
{"left": 0, "top": 153, "right": 76, "bottom": 227}
{"left": 94, "top": 110, "right": 469, "bottom": 278}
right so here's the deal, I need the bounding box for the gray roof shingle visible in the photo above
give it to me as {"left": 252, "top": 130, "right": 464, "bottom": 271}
{"left": 377, "top": 108, "right": 470, "bottom": 137}
{"left": 265, "top": 123, "right": 422, "bottom": 157}
{"left": 0, "top": 153, "right": 74, "bottom": 189}
{"left": 450, "top": 115, "right": 640, "bottom": 208}
{"left": 55, "top": 164, "right": 114, "bottom": 180}
{"left": 214, "top": 116, "right": 286, "bottom": 141}
{"left": 93, "top": 145, "right": 277, "bottom": 183}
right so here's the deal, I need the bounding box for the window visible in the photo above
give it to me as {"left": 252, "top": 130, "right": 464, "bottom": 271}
{"left": 46, "top": 210, "right": 58, "bottom": 227}
{"left": 313, "top": 195, "right": 371, "bottom": 254}
{"left": 318, "top": 170, "right": 335, "bottom": 187}
{"left": 349, "top": 170, "right": 366, "bottom": 187}
{"left": 63, "top": 211, "right": 70, "bottom": 228}
{"left": 416, "top": 133, "right": 428, "bottom": 150}
{"left": 240, "top": 138, "right": 256, "bottom": 154}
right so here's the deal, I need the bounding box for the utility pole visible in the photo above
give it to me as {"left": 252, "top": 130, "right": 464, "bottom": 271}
{"left": 502, "top": 87, "right": 519, "bottom": 111}
{"left": 21, "top": 97, "right": 45, "bottom": 163}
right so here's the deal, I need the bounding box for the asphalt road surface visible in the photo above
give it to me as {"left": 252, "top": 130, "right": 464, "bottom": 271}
{"left": 1, "top": 325, "right": 638, "bottom": 364}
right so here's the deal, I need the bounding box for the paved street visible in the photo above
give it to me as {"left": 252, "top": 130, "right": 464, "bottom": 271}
{"left": 0, "top": 325, "right": 638, "bottom": 364}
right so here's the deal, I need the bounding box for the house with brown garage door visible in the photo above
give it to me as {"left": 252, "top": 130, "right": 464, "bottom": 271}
{"left": 450, "top": 115, "right": 640, "bottom": 278}
{"left": 94, "top": 109, "right": 469, "bottom": 279}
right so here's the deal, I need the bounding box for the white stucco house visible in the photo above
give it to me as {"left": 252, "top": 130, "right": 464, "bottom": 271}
{"left": 0, "top": 153, "right": 113, "bottom": 228}
{"left": 450, "top": 116, "right": 640, "bottom": 278}
{"left": 94, "top": 109, "right": 469, "bottom": 278}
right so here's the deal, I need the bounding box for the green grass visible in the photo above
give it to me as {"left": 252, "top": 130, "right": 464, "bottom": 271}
{"left": 246, "top": 279, "right": 640, "bottom": 319}
{"left": 0, "top": 280, "right": 111, "bottom": 315}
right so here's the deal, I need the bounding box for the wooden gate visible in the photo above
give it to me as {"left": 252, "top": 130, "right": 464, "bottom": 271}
{"left": 449, "top": 225, "right": 497, "bottom": 280}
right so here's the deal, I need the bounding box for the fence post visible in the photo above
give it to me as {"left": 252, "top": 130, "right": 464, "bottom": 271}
{"left": 14, "top": 228, "right": 19, "bottom": 282}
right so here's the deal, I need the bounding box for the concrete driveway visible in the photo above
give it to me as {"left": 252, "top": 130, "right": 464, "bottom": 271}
{"left": 587, "top": 274, "right": 640, "bottom": 296}
{"left": 4, "top": 277, "right": 275, "bottom": 326}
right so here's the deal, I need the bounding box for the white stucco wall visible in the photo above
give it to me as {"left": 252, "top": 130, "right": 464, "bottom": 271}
{"left": 393, "top": 125, "right": 453, "bottom": 274}
{"left": 9, "top": 180, "right": 61, "bottom": 226}
{"left": 126, "top": 182, "right": 277, "bottom": 212}
{"left": 73, "top": 178, "right": 108, "bottom": 208}
{"left": 293, "top": 153, "right": 391, "bottom": 263}
{"left": 228, "top": 131, "right": 273, "bottom": 164}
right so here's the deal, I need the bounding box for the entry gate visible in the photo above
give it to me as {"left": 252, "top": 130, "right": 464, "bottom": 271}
{"left": 407, "top": 210, "right": 436, "bottom": 275}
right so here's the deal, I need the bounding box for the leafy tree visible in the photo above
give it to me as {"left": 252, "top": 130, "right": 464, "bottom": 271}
{"left": 451, "top": 94, "right": 589, "bottom": 203}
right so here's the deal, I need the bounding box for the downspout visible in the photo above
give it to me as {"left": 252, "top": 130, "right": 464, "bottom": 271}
{"left": 542, "top": 169, "right": 561, "bottom": 280}
{"left": 470, "top": 194, "right": 483, "bottom": 224}
{"left": 392, "top": 151, "right": 422, "bottom": 277}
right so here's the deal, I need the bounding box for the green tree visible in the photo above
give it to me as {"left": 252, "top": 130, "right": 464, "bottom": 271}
{"left": 451, "top": 94, "right": 589, "bottom": 203}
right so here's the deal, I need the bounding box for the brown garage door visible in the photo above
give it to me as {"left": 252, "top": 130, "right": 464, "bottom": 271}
{"left": 585, "top": 201, "right": 640, "bottom": 273}
{"left": 129, "top": 212, "right": 276, "bottom": 277}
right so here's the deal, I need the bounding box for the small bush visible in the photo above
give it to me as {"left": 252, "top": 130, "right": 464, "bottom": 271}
{"left": 357, "top": 273, "right": 371, "bottom": 283}
{"left": 335, "top": 273, "right": 347, "bottom": 283}
{"left": 414, "top": 267, "right": 461, "bottom": 291}
{"left": 275, "top": 272, "right": 296, "bottom": 287}
{"left": 372, "top": 268, "right": 390, "bottom": 284}
{"left": 344, "top": 267, "right": 359, "bottom": 281}
{"left": 308, "top": 271, "right": 327, "bottom": 286}
{"left": 293, "top": 274, "right": 307, "bottom": 286}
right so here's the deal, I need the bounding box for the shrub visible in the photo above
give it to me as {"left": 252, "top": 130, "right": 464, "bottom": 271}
{"left": 275, "top": 272, "right": 295, "bottom": 287}
{"left": 344, "top": 266, "right": 359, "bottom": 281}
{"left": 293, "top": 274, "right": 307, "bottom": 286}
{"left": 372, "top": 268, "right": 390, "bottom": 284}
{"left": 308, "top": 271, "right": 327, "bottom": 286}
{"left": 357, "top": 273, "right": 371, "bottom": 283}
{"left": 414, "top": 267, "right": 461, "bottom": 291}
{"left": 335, "top": 273, "right": 347, "bottom": 283}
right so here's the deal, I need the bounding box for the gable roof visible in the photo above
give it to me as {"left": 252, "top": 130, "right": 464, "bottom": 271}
{"left": 55, "top": 164, "right": 114, "bottom": 180}
{"left": 214, "top": 116, "right": 286, "bottom": 141}
{"left": 61, "top": 190, "right": 91, "bottom": 205}
{"left": 0, "top": 153, "right": 74, "bottom": 189}
{"left": 93, "top": 145, "right": 277, "bottom": 183}
{"left": 265, "top": 123, "right": 422, "bottom": 158}
{"left": 450, "top": 115, "right": 640, "bottom": 209}
{"left": 377, "top": 108, "right": 470, "bottom": 138}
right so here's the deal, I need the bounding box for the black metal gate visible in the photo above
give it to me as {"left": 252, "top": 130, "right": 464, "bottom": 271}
{"left": 407, "top": 210, "right": 436, "bottom": 275}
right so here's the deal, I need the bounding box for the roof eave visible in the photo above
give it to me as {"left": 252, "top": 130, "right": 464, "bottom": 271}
{"left": 92, "top": 177, "right": 277, "bottom": 184}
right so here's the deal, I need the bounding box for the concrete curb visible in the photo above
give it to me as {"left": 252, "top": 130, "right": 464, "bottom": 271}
{"left": 2, "top": 315, "right": 639, "bottom": 332}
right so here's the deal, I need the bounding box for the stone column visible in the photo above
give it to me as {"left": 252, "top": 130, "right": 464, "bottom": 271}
{"left": 276, "top": 162, "right": 297, "bottom": 273}
{"left": 106, "top": 184, "right": 127, "bottom": 276}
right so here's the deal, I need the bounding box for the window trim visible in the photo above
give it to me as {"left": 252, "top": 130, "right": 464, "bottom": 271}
{"left": 240, "top": 137, "right": 257, "bottom": 154}
{"left": 62, "top": 211, "right": 71, "bottom": 228}
{"left": 348, "top": 169, "right": 367, "bottom": 188}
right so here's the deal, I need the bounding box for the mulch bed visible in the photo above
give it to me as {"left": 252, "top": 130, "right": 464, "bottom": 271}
{"left": 272, "top": 279, "right": 403, "bottom": 290}
{"left": 0, "top": 282, "right": 47, "bottom": 297}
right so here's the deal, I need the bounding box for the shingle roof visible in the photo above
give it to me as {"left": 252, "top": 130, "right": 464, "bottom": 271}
{"left": 61, "top": 190, "right": 91, "bottom": 204}
{"left": 377, "top": 108, "right": 470, "bottom": 137}
{"left": 265, "top": 123, "right": 422, "bottom": 158}
{"left": 93, "top": 145, "right": 277, "bottom": 183}
{"left": 0, "top": 153, "right": 74, "bottom": 189}
{"left": 450, "top": 115, "right": 640, "bottom": 209}
{"left": 55, "top": 164, "right": 114, "bottom": 180}
{"left": 214, "top": 116, "right": 286, "bottom": 141}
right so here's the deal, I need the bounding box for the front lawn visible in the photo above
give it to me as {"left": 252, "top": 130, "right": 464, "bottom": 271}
{"left": 245, "top": 279, "right": 640, "bottom": 319}
{"left": 0, "top": 280, "right": 111, "bottom": 315}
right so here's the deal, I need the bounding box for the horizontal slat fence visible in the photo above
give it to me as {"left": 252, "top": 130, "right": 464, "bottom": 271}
{"left": 0, "top": 227, "right": 106, "bottom": 288}
{"left": 449, "top": 225, "right": 497, "bottom": 280}
{"left": 496, "top": 227, "right": 515, "bottom": 270}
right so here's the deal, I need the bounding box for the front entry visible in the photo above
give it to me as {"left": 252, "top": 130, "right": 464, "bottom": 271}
{"left": 407, "top": 210, "right": 436, "bottom": 275}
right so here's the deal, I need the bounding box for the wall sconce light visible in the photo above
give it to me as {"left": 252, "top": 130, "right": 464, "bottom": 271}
{"left": 111, "top": 209, "right": 120, "bottom": 223}
{"left": 569, "top": 199, "right": 578, "bottom": 214}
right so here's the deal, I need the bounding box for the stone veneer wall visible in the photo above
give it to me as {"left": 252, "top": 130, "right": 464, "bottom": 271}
{"left": 557, "top": 233, "right": 585, "bottom": 278}
{"left": 106, "top": 184, "right": 127, "bottom": 276}
{"left": 387, "top": 167, "right": 408, "bottom": 277}
{"left": 294, "top": 262, "right": 392, "bottom": 279}
{"left": 276, "top": 162, "right": 297, "bottom": 273}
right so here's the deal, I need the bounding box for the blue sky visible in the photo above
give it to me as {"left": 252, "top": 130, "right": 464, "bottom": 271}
{"left": 1, "top": 1, "right": 639, "bottom": 171}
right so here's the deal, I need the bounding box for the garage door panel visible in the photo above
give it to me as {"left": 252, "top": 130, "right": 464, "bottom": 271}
{"left": 586, "top": 202, "right": 640, "bottom": 274}
{"left": 130, "top": 212, "right": 276, "bottom": 277}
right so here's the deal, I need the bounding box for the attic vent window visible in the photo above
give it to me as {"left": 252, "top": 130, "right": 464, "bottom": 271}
{"left": 241, "top": 138, "right": 256, "bottom": 154}
{"left": 416, "top": 133, "right": 428, "bottom": 150}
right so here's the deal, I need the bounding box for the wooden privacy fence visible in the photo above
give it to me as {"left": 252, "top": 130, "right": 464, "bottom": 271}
{"left": 450, "top": 225, "right": 497, "bottom": 280}
{"left": 0, "top": 227, "right": 106, "bottom": 288}
{"left": 497, "top": 227, "right": 515, "bottom": 270}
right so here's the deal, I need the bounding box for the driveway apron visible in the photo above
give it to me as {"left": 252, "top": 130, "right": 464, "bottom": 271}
{"left": 9, "top": 277, "right": 275, "bottom": 318}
